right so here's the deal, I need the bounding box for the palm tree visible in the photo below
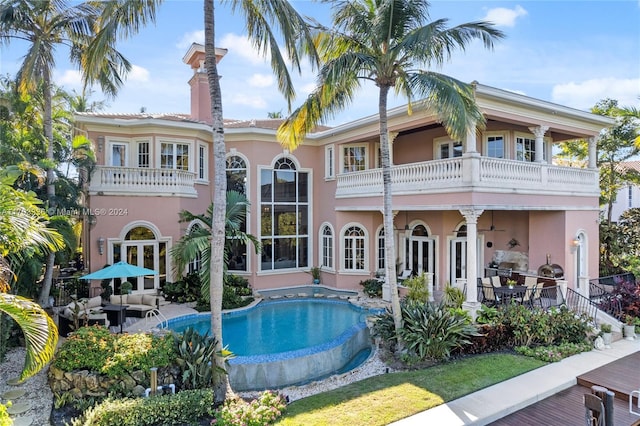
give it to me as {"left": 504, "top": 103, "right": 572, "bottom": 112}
{"left": 277, "top": 0, "right": 504, "bottom": 336}
{"left": 0, "top": 0, "right": 162, "bottom": 307}
{"left": 0, "top": 166, "right": 62, "bottom": 380}
{"left": 202, "top": 0, "right": 317, "bottom": 400}
{"left": 171, "top": 190, "right": 260, "bottom": 299}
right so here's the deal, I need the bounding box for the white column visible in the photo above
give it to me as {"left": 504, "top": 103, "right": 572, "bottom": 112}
{"left": 528, "top": 125, "right": 549, "bottom": 163}
{"left": 460, "top": 208, "right": 483, "bottom": 319}
{"left": 588, "top": 136, "right": 597, "bottom": 169}
{"left": 464, "top": 124, "right": 477, "bottom": 153}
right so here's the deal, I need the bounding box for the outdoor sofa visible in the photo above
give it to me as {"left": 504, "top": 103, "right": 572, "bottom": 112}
{"left": 58, "top": 295, "right": 110, "bottom": 337}
{"left": 109, "top": 293, "right": 166, "bottom": 317}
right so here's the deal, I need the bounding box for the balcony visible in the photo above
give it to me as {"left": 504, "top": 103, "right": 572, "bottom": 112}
{"left": 89, "top": 166, "right": 198, "bottom": 197}
{"left": 335, "top": 155, "right": 599, "bottom": 200}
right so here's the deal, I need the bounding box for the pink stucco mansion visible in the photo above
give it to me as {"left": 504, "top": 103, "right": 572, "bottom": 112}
{"left": 74, "top": 44, "right": 613, "bottom": 302}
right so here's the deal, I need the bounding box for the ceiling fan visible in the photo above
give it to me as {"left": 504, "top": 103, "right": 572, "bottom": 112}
{"left": 478, "top": 211, "right": 505, "bottom": 232}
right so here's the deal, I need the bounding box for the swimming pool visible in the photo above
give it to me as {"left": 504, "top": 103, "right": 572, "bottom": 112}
{"left": 256, "top": 285, "right": 358, "bottom": 299}
{"left": 166, "top": 299, "right": 381, "bottom": 390}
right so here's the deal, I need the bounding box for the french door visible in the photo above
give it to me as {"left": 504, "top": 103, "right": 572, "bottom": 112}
{"left": 408, "top": 236, "right": 435, "bottom": 277}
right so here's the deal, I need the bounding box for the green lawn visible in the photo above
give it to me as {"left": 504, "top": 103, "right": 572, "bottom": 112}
{"left": 276, "top": 353, "right": 546, "bottom": 426}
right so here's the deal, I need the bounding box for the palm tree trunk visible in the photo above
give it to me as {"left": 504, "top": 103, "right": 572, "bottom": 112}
{"left": 204, "top": 0, "right": 228, "bottom": 403}
{"left": 378, "top": 84, "right": 403, "bottom": 340}
{"left": 39, "top": 67, "right": 56, "bottom": 307}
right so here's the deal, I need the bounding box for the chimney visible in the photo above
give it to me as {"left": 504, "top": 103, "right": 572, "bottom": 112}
{"left": 182, "top": 43, "right": 228, "bottom": 123}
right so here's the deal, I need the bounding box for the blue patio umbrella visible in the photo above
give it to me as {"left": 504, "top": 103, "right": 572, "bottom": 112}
{"left": 80, "top": 261, "right": 158, "bottom": 280}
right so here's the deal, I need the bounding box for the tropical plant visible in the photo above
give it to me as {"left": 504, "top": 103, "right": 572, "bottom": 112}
{"left": 174, "top": 327, "right": 232, "bottom": 391}
{"left": 442, "top": 283, "right": 465, "bottom": 309}
{"left": 395, "top": 301, "right": 479, "bottom": 361}
{"left": 0, "top": 167, "right": 61, "bottom": 378}
{"left": 203, "top": 0, "right": 319, "bottom": 401}
{"left": 278, "top": 0, "right": 504, "bottom": 338}
{"left": 0, "top": 0, "right": 161, "bottom": 307}
{"left": 404, "top": 273, "right": 430, "bottom": 303}
{"left": 171, "top": 190, "right": 260, "bottom": 301}
{"left": 360, "top": 278, "right": 383, "bottom": 298}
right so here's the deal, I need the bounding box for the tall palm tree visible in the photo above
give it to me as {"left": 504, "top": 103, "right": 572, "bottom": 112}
{"left": 0, "top": 166, "right": 62, "bottom": 380}
{"left": 278, "top": 0, "right": 504, "bottom": 336}
{"left": 0, "top": 0, "right": 162, "bottom": 307}
{"left": 203, "top": 0, "right": 317, "bottom": 400}
{"left": 171, "top": 190, "right": 260, "bottom": 299}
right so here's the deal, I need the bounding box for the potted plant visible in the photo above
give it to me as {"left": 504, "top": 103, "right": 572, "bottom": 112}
{"left": 307, "top": 267, "right": 321, "bottom": 284}
{"left": 600, "top": 323, "right": 612, "bottom": 348}
{"left": 623, "top": 315, "right": 636, "bottom": 340}
{"left": 506, "top": 279, "right": 516, "bottom": 289}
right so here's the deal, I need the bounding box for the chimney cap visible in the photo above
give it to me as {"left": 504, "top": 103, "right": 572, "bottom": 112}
{"left": 182, "top": 43, "right": 228, "bottom": 69}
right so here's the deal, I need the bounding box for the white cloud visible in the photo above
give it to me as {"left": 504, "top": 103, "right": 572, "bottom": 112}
{"left": 248, "top": 74, "right": 272, "bottom": 88}
{"left": 176, "top": 30, "right": 205, "bottom": 49}
{"left": 57, "top": 69, "right": 82, "bottom": 87}
{"left": 229, "top": 93, "right": 267, "bottom": 109}
{"left": 551, "top": 78, "right": 640, "bottom": 110}
{"left": 220, "top": 33, "right": 267, "bottom": 66}
{"left": 127, "top": 65, "right": 150, "bottom": 83}
{"left": 482, "top": 5, "right": 528, "bottom": 27}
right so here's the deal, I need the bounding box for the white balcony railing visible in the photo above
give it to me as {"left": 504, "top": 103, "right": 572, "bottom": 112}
{"left": 336, "top": 156, "right": 599, "bottom": 199}
{"left": 89, "top": 166, "right": 197, "bottom": 197}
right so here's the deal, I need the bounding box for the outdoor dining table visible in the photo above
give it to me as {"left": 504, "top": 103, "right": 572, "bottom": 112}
{"left": 493, "top": 285, "right": 527, "bottom": 305}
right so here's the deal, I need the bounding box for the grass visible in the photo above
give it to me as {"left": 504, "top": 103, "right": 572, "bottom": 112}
{"left": 275, "top": 353, "right": 546, "bottom": 426}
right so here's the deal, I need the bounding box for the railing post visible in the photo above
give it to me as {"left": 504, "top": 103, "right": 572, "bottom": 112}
{"left": 462, "top": 152, "right": 481, "bottom": 185}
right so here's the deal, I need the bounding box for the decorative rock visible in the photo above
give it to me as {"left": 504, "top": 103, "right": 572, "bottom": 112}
{"left": 131, "top": 370, "right": 146, "bottom": 383}
{"left": 285, "top": 294, "right": 295, "bottom": 298}
{"left": 12, "top": 415, "right": 33, "bottom": 426}
{"left": 6, "top": 401, "right": 31, "bottom": 415}
{"left": 1, "top": 389, "right": 25, "bottom": 399}
{"left": 297, "top": 293, "right": 308, "bottom": 297}
{"left": 132, "top": 384, "right": 147, "bottom": 397}
{"left": 6, "top": 378, "right": 22, "bottom": 386}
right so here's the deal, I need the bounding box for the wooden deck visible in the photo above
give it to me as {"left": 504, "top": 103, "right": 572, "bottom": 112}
{"left": 490, "top": 351, "right": 640, "bottom": 426}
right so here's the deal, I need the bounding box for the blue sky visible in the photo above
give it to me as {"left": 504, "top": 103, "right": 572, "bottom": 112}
{"left": 1, "top": 0, "right": 638, "bottom": 126}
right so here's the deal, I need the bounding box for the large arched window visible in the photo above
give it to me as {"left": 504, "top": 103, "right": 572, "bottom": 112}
{"left": 227, "top": 154, "right": 248, "bottom": 271}
{"left": 320, "top": 224, "right": 334, "bottom": 269}
{"left": 260, "top": 157, "right": 309, "bottom": 270}
{"left": 343, "top": 225, "right": 366, "bottom": 271}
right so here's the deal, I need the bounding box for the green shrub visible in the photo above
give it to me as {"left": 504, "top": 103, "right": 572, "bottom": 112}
{"left": 0, "top": 402, "right": 11, "bottom": 426}
{"left": 214, "top": 391, "right": 286, "bottom": 426}
{"left": 73, "top": 389, "right": 215, "bottom": 426}
{"left": 382, "top": 301, "right": 479, "bottom": 361}
{"left": 161, "top": 273, "right": 201, "bottom": 303}
{"left": 404, "top": 273, "right": 430, "bottom": 303}
{"left": 360, "top": 278, "right": 383, "bottom": 298}
{"left": 475, "top": 304, "right": 503, "bottom": 325}
{"left": 52, "top": 327, "right": 175, "bottom": 379}
{"left": 453, "top": 323, "right": 512, "bottom": 356}
{"left": 174, "top": 328, "right": 218, "bottom": 390}
{"left": 225, "top": 274, "right": 253, "bottom": 296}
{"left": 515, "top": 341, "right": 592, "bottom": 362}
{"left": 442, "top": 284, "right": 465, "bottom": 309}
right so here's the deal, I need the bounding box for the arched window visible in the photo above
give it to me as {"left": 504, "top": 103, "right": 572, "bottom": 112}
{"left": 187, "top": 223, "right": 203, "bottom": 274}
{"left": 343, "top": 225, "right": 365, "bottom": 271}
{"left": 320, "top": 224, "right": 334, "bottom": 269}
{"left": 227, "top": 154, "right": 248, "bottom": 271}
{"left": 260, "top": 157, "right": 309, "bottom": 270}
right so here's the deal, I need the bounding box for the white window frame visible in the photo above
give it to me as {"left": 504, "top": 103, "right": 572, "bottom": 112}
{"left": 376, "top": 225, "right": 385, "bottom": 272}
{"left": 108, "top": 140, "right": 129, "bottom": 167}
{"left": 157, "top": 138, "right": 193, "bottom": 172}
{"left": 434, "top": 137, "right": 463, "bottom": 159}
{"left": 514, "top": 132, "right": 550, "bottom": 162}
{"left": 197, "top": 142, "right": 208, "bottom": 182}
{"left": 340, "top": 223, "right": 368, "bottom": 272}
{"left": 319, "top": 223, "right": 335, "bottom": 270}
{"left": 341, "top": 144, "right": 368, "bottom": 173}
{"left": 325, "top": 144, "right": 335, "bottom": 179}
{"left": 136, "top": 139, "right": 151, "bottom": 168}
{"left": 483, "top": 133, "right": 506, "bottom": 159}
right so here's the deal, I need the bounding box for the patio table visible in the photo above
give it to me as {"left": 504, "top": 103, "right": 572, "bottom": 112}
{"left": 493, "top": 285, "right": 527, "bottom": 305}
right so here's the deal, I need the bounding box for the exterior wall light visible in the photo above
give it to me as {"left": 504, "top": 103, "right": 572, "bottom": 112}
{"left": 98, "top": 237, "right": 105, "bottom": 255}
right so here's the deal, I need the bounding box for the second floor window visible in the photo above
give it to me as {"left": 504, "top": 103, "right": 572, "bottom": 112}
{"left": 161, "top": 142, "right": 189, "bottom": 170}
{"left": 137, "top": 142, "right": 149, "bottom": 168}
{"left": 343, "top": 145, "right": 367, "bottom": 173}
{"left": 111, "top": 143, "right": 127, "bottom": 167}
{"left": 515, "top": 136, "right": 536, "bottom": 162}
{"left": 437, "top": 140, "right": 463, "bottom": 159}
{"left": 486, "top": 135, "right": 505, "bottom": 159}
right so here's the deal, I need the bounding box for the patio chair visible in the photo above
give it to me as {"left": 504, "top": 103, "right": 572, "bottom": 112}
{"left": 517, "top": 276, "right": 538, "bottom": 307}
{"left": 397, "top": 269, "right": 412, "bottom": 283}
{"left": 481, "top": 278, "right": 499, "bottom": 306}
{"left": 490, "top": 275, "right": 502, "bottom": 288}
{"left": 584, "top": 393, "right": 605, "bottom": 426}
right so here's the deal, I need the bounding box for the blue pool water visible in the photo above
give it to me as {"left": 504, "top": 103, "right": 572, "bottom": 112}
{"left": 166, "top": 298, "right": 382, "bottom": 390}
{"left": 167, "top": 299, "right": 371, "bottom": 357}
